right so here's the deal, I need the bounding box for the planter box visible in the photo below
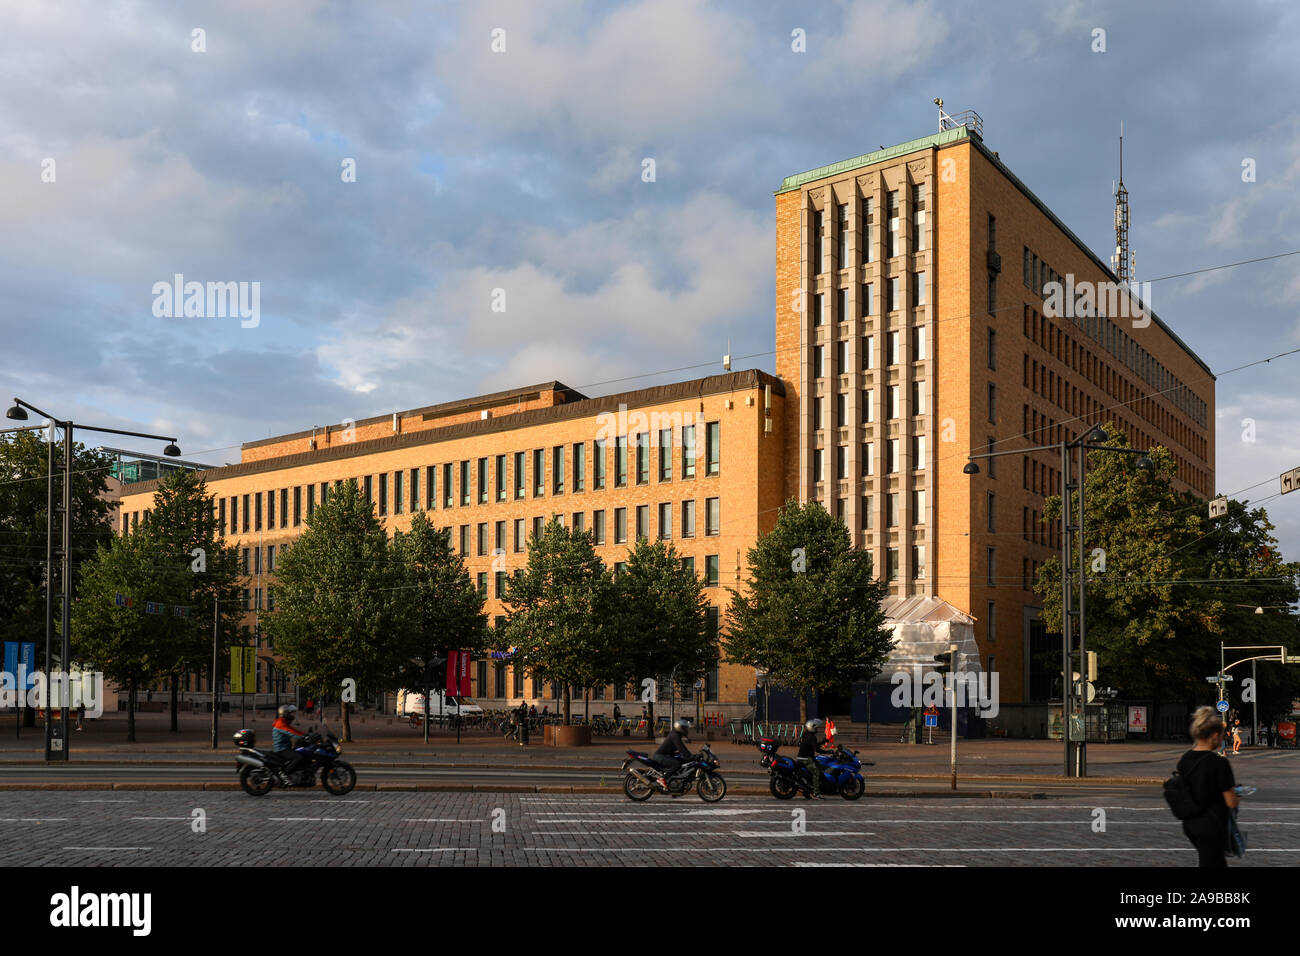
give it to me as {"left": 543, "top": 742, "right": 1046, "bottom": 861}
{"left": 553, "top": 725, "right": 592, "bottom": 747}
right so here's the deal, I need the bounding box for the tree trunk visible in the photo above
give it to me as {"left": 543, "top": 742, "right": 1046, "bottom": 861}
{"left": 562, "top": 686, "right": 571, "bottom": 725}
{"left": 423, "top": 684, "right": 431, "bottom": 745}
{"left": 798, "top": 692, "right": 808, "bottom": 728}
{"left": 127, "top": 684, "right": 137, "bottom": 742}
{"left": 169, "top": 674, "right": 179, "bottom": 732}
{"left": 341, "top": 698, "right": 352, "bottom": 743}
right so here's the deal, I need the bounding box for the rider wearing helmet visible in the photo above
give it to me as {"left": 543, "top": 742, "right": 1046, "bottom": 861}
{"left": 273, "top": 704, "right": 308, "bottom": 779}
{"left": 652, "top": 718, "right": 693, "bottom": 789}
{"left": 796, "top": 718, "right": 829, "bottom": 798}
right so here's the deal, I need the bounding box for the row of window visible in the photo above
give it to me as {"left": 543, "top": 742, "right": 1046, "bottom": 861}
{"left": 813, "top": 382, "right": 928, "bottom": 430}
{"left": 814, "top": 436, "right": 927, "bottom": 482}
{"left": 813, "top": 273, "right": 927, "bottom": 325}
{"left": 1023, "top": 245, "right": 1207, "bottom": 429}
{"left": 473, "top": 551, "right": 725, "bottom": 600}
{"left": 205, "top": 425, "right": 723, "bottom": 536}
{"left": 812, "top": 326, "right": 928, "bottom": 378}
{"left": 811, "top": 186, "right": 927, "bottom": 274}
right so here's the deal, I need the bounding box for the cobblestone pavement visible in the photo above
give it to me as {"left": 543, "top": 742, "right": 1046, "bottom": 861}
{"left": 3, "top": 783, "right": 1297, "bottom": 867}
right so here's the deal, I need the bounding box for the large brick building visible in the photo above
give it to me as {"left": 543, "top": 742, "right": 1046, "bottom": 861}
{"left": 117, "top": 117, "right": 1213, "bottom": 714}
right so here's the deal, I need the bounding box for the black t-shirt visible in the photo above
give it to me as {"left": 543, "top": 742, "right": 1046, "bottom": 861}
{"left": 1175, "top": 749, "right": 1235, "bottom": 824}
{"left": 655, "top": 730, "right": 690, "bottom": 760}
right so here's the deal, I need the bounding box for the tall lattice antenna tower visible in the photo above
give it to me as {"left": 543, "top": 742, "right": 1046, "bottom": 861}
{"left": 1110, "top": 121, "right": 1135, "bottom": 284}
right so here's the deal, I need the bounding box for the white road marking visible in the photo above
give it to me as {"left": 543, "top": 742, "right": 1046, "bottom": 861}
{"left": 267, "top": 817, "right": 354, "bottom": 822}
{"left": 392, "top": 848, "right": 479, "bottom": 853}
{"left": 0, "top": 818, "right": 68, "bottom": 822}
{"left": 732, "top": 830, "right": 877, "bottom": 837}
{"left": 63, "top": 846, "right": 151, "bottom": 851}
{"left": 401, "top": 818, "right": 483, "bottom": 823}
{"left": 129, "top": 817, "right": 192, "bottom": 821}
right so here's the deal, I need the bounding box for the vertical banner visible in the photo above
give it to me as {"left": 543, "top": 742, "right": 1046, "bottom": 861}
{"left": 445, "top": 650, "right": 472, "bottom": 697}
{"left": 230, "top": 647, "right": 255, "bottom": 694}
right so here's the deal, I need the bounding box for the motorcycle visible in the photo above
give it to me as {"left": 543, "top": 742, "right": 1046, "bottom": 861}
{"left": 233, "top": 726, "right": 357, "bottom": 797}
{"left": 757, "top": 738, "right": 869, "bottom": 800}
{"left": 622, "top": 744, "right": 726, "bottom": 802}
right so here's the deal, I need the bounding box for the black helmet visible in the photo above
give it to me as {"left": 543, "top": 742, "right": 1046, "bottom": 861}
{"left": 672, "top": 718, "right": 689, "bottom": 735}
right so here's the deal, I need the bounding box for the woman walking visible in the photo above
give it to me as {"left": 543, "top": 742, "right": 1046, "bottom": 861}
{"left": 1231, "top": 719, "right": 1243, "bottom": 754}
{"left": 1176, "top": 707, "right": 1238, "bottom": 867}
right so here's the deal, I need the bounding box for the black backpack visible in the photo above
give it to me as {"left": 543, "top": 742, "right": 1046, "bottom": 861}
{"left": 1163, "top": 756, "right": 1210, "bottom": 820}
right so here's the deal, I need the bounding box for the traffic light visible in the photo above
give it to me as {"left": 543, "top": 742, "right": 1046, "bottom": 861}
{"left": 933, "top": 651, "right": 953, "bottom": 674}
{"left": 1087, "top": 651, "right": 1098, "bottom": 682}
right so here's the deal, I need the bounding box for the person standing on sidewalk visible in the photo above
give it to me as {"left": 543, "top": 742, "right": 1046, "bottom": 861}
{"left": 1175, "top": 707, "right": 1238, "bottom": 868}
{"left": 517, "top": 700, "right": 530, "bottom": 746}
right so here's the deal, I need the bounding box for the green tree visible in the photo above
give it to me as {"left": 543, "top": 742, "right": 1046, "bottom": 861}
{"left": 613, "top": 538, "right": 715, "bottom": 738}
{"left": 1037, "top": 432, "right": 1300, "bottom": 709}
{"left": 73, "top": 528, "right": 188, "bottom": 741}
{"left": 392, "top": 513, "right": 489, "bottom": 743}
{"left": 503, "top": 518, "right": 619, "bottom": 724}
{"left": 138, "top": 470, "right": 242, "bottom": 730}
{"left": 261, "top": 479, "right": 406, "bottom": 742}
{"left": 724, "top": 499, "right": 894, "bottom": 724}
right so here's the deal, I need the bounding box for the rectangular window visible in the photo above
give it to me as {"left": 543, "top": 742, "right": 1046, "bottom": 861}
{"left": 912, "top": 435, "right": 926, "bottom": 470}
{"left": 532, "top": 449, "right": 544, "bottom": 497}
{"left": 912, "top": 184, "right": 926, "bottom": 252}
{"left": 593, "top": 509, "right": 606, "bottom": 545}
{"left": 411, "top": 468, "right": 420, "bottom": 511}
{"left": 477, "top": 457, "right": 488, "bottom": 504}
{"left": 887, "top": 439, "right": 899, "bottom": 474}
{"left": 988, "top": 272, "right": 997, "bottom": 314}
{"left": 837, "top": 202, "right": 849, "bottom": 267}
{"left": 813, "top": 396, "right": 824, "bottom": 432}
{"left": 242, "top": 548, "right": 250, "bottom": 574}
{"left": 813, "top": 208, "right": 824, "bottom": 274}
{"left": 478, "top": 573, "right": 488, "bottom": 600}
{"left": 912, "top": 271, "right": 925, "bottom": 307}
{"left": 394, "top": 470, "right": 404, "bottom": 514}
{"left": 887, "top": 330, "right": 900, "bottom": 365}
{"left": 292, "top": 488, "right": 301, "bottom": 527}
{"left": 1023, "top": 247, "right": 1032, "bottom": 288}
{"left": 837, "top": 288, "right": 849, "bottom": 324}
{"left": 279, "top": 489, "right": 288, "bottom": 528}
{"left": 495, "top": 455, "right": 507, "bottom": 501}
{"left": 864, "top": 389, "right": 875, "bottom": 424}
{"left": 682, "top": 426, "right": 696, "bottom": 479}
{"left": 378, "top": 474, "right": 388, "bottom": 516}
{"left": 911, "top": 380, "right": 926, "bottom": 416}
{"left": 459, "top": 461, "right": 471, "bottom": 506}
{"left": 495, "top": 520, "right": 506, "bottom": 553}
{"left": 572, "top": 443, "right": 584, "bottom": 492}
{"left": 242, "top": 494, "right": 250, "bottom": 533}
{"left": 987, "top": 328, "right": 997, "bottom": 369}
{"left": 219, "top": 499, "right": 227, "bottom": 532}
{"left": 912, "top": 489, "right": 926, "bottom": 523}
{"left": 886, "top": 493, "right": 899, "bottom": 528}
{"left": 477, "top": 522, "right": 488, "bottom": 557}
{"left": 862, "top": 196, "right": 875, "bottom": 263}
{"left": 614, "top": 507, "right": 627, "bottom": 544}
{"left": 912, "top": 324, "right": 927, "bottom": 361}
{"left": 988, "top": 383, "right": 997, "bottom": 423}
{"left": 572, "top": 511, "right": 585, "bottom": 534}
{"left": 307, "top": 484, "right": 317, "bottom": 519}
{"left": 635, "top": 434, "right": 649, "bottom": 484}
{"left": 615, "top": 437, "right": 628, "bottom": 487}
{"left": 681, "top": 556, "right": 695, "bottom": 576}
{"left": 682, "top": 499, "right": 696, "bottom": 538}
{"left": 863, "top": 441, "right": 875, "bottom": 476}
{"left": 514, "top": 452, "right": 526, "bottom": 499}
{"left": 987, "top": 438, "right": 997, "bottom": 479}
{"left": 705, "top": 422, "right": 720, "bottom": 476}
{"left": 813, "top": 447, "right": 824, "bottom": 482}
{"left": 836, "top": 392, "right": 847, "bottom": 428}
{"left": 887, "top": 190, "right": 900, "bottom": 257}
{"left": 888, "top": 384, "right": 901, "bottom": 420}
{"left": 658, "top": 502, "right": 672, "bottom": 540}
{"left": 814, "top": 345, "right": 825, "bottom": 379}
{"left": 814, "top": 293, "right": 825, "bottom": 326}
{"left": 253, "top": 493, "right": 262, "bottom": 532}
{"left": 987, "top": 491, "right": 997, "bottom": 533}
{"left": 888, "top": 276, "right": 900, "bottom": 312}
{"left": 532, "top": 516, "right": 544, "bottom": 540}
{"left": 862, "top": 495, "right": 874, "bottom": 530}
{"left": 886, "top": 548, "right": 899, "bottom": 582}
{"left": 863, "top": 335, "right": 875, "bottom": 370}
{"left": 265, "top": 492, "right": 273, "bottom": 528}
{"left": 443, "top": 463, "right": 454, "bottom": 508}
{"left": 635, "top": 504, "right": 649, "bottom": 542}
{"left": 514, "top": 518, "right": 525, "bottom": 553}
{"left": 705, "top": 555, "right": 720, "bottom": 587}
{"left": 425, "top": 466, "right": 436, "bottom": 511}
{"left": 705, "top": 497, "right": 720, "bottom": 536}
{"left": 553, "top": 445, "right": 565, "bottom": 494}
{"left": 862, "top": 283, "right": 874, "bottom": 317}
{"left": 459, "top": 525, "right": 470, "bottom": 556}
{"left": 658, "top": 429, "right": 673, "bottom": 481}
{"left": 593, "top": 440, "right": 606, "bottom": 490}
{"left": 912, "top": 545, "right": 926, "bottom": 580}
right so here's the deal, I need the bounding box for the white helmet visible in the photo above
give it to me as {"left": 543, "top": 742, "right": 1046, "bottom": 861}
{"left": 805, "top": 718, "right": 824, "bottom": 733}
{"left": 278, "top": 704, "right": 298, "bottom": 718}
{"left": 672, "top": 718, "right": 689, "bottom": 735}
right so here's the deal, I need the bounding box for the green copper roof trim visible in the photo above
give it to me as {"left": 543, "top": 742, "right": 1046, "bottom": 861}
{"left": 775, "top": 127, "right": 972, "bottom": 195}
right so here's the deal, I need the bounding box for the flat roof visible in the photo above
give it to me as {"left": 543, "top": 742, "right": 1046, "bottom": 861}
{"left": 776, "top": 127, "right": 1214, "bottom": 379}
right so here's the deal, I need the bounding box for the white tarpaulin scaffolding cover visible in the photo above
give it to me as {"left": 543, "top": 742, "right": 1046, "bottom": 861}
{"left": 876, "top": 596, "right": 980, "bottom": 677}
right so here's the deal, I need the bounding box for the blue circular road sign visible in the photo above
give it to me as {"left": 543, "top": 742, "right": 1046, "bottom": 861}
{"left": 1216, "top": 700, "right": 1230, "bottom": 713}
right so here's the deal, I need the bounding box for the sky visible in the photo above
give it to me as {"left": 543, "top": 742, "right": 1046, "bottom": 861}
{"left": 3, "top": 0, "right": 1300, "bottom": 555}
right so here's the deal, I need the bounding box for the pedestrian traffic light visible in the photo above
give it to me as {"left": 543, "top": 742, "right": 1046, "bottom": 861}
{"left": 933, "top": 651, "right": 953, "bottom": 674}
{"left": 1086, "top": 651, "right": 1098, "bottom": 682}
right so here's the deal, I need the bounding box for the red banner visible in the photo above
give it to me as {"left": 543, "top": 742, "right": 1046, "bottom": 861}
{"left": 446, "top": 650, "right": 472, "bottom": 697}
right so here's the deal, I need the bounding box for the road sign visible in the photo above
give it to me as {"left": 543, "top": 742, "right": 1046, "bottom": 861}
{"left": 1282, "top": 466, "right": 1300, "bottom": 496}
{"left": 1216, "top": 700, "right": 1230, "bottom": 713}
{"left": 1206, "top": 675, "right": 1234, "bottom": 682}
{"left": 1209, "top": 496, "right": 1228, "bottom": 518}
{"left": 924, "top": 713, "right": 938, "bottom": 727}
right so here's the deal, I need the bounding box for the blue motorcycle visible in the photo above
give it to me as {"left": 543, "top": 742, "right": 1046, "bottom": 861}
{"left": 757, "top": 738, "right": 869, "bottom": 800}
{"left": 234, "top": 726, "right": 357, "bottom": 797}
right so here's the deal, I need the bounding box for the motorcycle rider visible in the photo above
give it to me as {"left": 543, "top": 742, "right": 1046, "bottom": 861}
{"left": 796, "top": 718, "right": 830, "bottom": 798}
{"left": 272, "top": 704, "right": 308, "bottom": 781}
{"left": 652, "top": 718, "right": 693, "bottom": 790}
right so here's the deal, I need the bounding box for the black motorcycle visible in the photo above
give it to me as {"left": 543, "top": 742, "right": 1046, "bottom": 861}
{"left": 621, "top": 744, "right": 726, "bottom": 802}
{"left": 234, "top": 726, "right": 357, "bottom": 796}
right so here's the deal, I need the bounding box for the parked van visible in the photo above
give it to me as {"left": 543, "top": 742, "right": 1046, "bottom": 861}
{"left": 396, "top": 689, "right": 483, "bottom": 720}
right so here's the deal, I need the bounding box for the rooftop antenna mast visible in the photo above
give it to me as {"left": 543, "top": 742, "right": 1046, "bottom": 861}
{"left": 1110, "top": 121, "right": 1135, "bottom": 285}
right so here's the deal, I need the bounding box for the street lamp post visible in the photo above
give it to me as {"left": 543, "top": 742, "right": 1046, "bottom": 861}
{"left": 964, "top": 426, "right": 1151, "bottom": 778}
{"left": 5, "top": 397, "right": 181, "bottom": 761}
